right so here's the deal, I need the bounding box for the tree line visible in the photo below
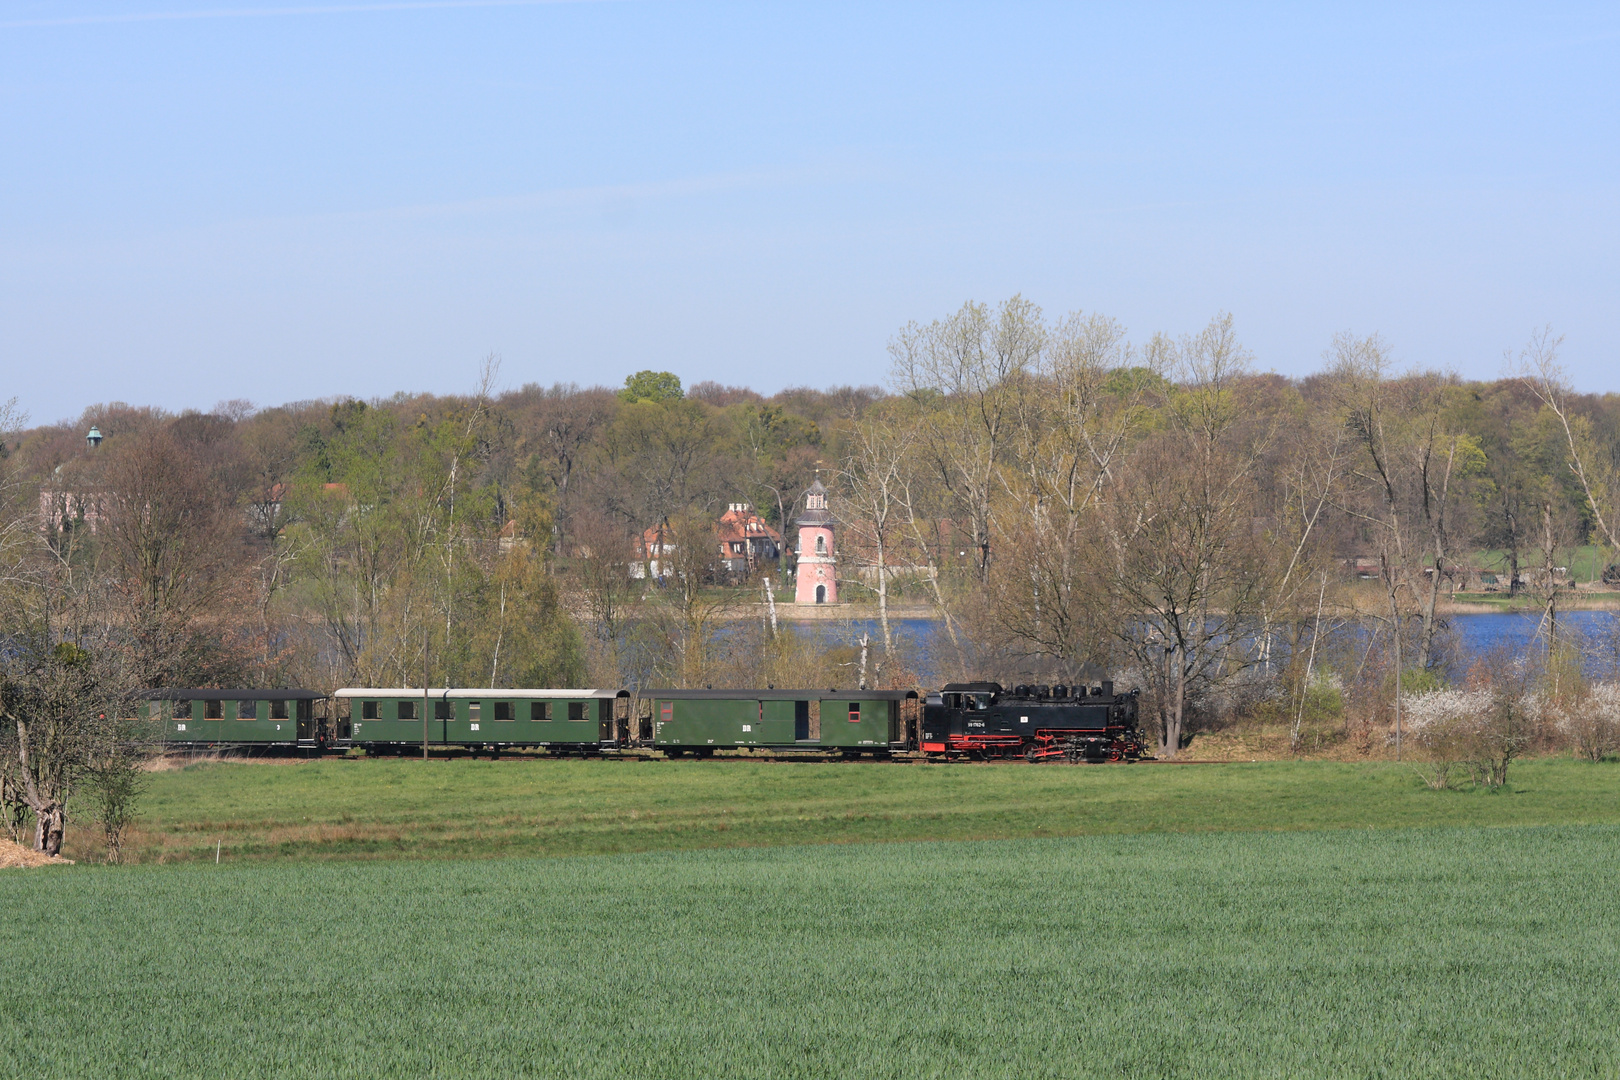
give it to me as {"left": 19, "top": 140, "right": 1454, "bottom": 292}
{"left": 4, "top": 299, "right": 1619, "bottom": 855}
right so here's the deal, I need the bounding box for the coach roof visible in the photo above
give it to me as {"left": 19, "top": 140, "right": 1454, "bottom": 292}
{"left": 332, "top": 688, "right": 627, "bottom": 699}
{"left": 642, "top": 688, "right": 917, "bottom": 700}
{"left": 144, "top": 688, "right": 326, "bottom": 700}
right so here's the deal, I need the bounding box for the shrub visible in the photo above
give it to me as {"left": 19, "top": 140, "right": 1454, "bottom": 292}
{"left": 1405, "top": 689, "right": 1489, "bottom": 789}
{"left": 1556, "top": 682, "right": 1620, "bottom": 763}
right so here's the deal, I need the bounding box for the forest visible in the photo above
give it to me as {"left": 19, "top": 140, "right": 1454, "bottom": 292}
{"left": 4, "top": 298, "right": 1620, "bottom": 791}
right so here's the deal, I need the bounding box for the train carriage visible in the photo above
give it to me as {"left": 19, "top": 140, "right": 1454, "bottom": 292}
{"left": 646, "top": 688, "right": 918, "bottom": 757}
{"left": 337, "top": 688, "right": 627, "bottom": 753}
{"left": 143, "top": 689, "right": 331, "bottom": 749}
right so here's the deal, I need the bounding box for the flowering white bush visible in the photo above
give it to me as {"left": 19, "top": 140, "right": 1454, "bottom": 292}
{"left": 1403, "top": 689, "right": 1490, "bottom": 789}
{"left": 1559, "top": 682, "right": 1620, "bottom": 762}
{"left": 1403, "top": 689, "right": 1492, "bottom": 736}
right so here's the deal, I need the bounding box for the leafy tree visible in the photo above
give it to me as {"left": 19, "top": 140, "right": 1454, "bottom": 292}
{"left": 620, "top": 370, "right": 684, "bottom": 404}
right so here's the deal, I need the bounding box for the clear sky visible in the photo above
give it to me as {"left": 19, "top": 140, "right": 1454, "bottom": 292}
{"left": 2, "top": 2, "right": 1616, "bottom": 424}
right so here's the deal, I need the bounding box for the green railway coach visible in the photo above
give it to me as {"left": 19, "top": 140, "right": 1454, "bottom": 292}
{"left": 142, "top": 689, "right": 330, "bottom": 749}
{"left": 336, "top": 688, "right": 627, "bottom": 752}
{"left": 647, "top": 689, "right": 918, "bottom": 757}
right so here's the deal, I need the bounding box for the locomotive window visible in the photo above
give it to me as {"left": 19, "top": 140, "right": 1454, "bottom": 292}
{"left": 969, "top": 693, "right": 992, "bottom": 711}
{"left": 269, "top": 700, "right": 289, "bottom": 720}
{"left": 397, "top": 700, "right": 417, "bottom": 721}
{"left": 847, "top": 703, "right": 860, "bottom": 723}
{"left": 204, "top": 700, "right": 224, "bottom": 719}
{"left": 361, "top": 700, "right": 379, "bottom": 720}
{"left": 568, "top": 702, "right": 586, "bottom": 722}
{"left": 531, "top": 701, "right": 552, "bottom": 722}
{"left": 435, "top": 700, "right": 452, "bottom": 720}
{"left": 494, "top": 702, "right": 514, "bottom": 721}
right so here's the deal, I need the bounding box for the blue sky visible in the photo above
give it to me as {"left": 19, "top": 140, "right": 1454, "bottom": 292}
{"left": 2, "top": 2, "right": 1616, "bottom": 423}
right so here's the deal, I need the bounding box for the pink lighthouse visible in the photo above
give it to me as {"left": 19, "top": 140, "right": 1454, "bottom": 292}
{"left": 793, "top": 478, "right": 837, "bottom": 604}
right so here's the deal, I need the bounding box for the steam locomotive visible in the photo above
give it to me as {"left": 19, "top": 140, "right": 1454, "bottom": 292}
{"left": 921, "top": 681, "right": 1145, "bottom": 762}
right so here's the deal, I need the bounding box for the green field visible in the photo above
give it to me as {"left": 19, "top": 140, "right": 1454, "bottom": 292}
{"left": 4, "top": 826, "right": 1619, "bottom": 1077}
{"left": 96, "top": 755, "right": 1620, "bottom": 865}
{"left": 7, "top": 759, "right": 1617, "bottom": 1076}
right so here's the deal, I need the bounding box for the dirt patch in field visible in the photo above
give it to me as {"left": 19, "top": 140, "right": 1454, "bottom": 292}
{"left": 0, "top": 838, "right": 74, "bottom": 868}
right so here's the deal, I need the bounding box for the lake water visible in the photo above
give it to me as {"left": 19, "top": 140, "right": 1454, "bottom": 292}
{"left": 791, "top": 611, "right": 1620, "bottom": 686}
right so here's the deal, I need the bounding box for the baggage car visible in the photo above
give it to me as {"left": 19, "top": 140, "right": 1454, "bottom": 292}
{"left": 646, "top": 688, "right": 918, "bottom": 757}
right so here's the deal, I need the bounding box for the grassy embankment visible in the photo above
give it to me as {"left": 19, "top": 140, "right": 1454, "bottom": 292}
{"left": 4, "top": 825, "right": 1618, "bottom": 1077}
{"left": 83, "top": 755, "right": 1620, "bottom": 864}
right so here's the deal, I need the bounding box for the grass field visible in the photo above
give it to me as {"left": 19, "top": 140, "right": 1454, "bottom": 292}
{"left": 3, "top": 826, "right": 1618, "bottom": 1078}
{"left": 90, "top": 755, "right": 1620, "bottom": 865}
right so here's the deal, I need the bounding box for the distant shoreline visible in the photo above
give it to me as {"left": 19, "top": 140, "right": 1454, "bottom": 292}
{"left": 744, "top": 602, "right": 941, "bottom": 623}
{"left": 734, "top": 596, "right": 1620, "bottom": 623}
{"left": 1437, "top": 598, "right": 1620, "bottom": 615}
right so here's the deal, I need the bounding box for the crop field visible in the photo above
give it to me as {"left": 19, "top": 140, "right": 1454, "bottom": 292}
{"left": 3, "top": 825, "right": 1618, "bottom": 1078}
{"left": 90, "top": 756, "right": 1620, "bottom": 864}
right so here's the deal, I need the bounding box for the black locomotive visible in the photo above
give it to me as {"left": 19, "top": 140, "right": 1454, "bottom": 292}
{"left": 921, "top": 681, "right": 1145, "bottom": 762}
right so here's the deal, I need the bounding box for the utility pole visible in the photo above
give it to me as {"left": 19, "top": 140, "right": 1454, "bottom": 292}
{"left": 422, "top": 628, "right": 430, "bottom": 761}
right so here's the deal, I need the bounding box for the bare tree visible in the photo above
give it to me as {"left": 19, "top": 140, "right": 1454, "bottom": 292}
{"left": 566, "top": 509, "right": 644, "bottom": 688}
{"left": 889, "top": 296, "right": 1044, "bottom": 580}
{"left": 984, "top": 312, "right": 1148, "bottom": 670}
{"left": 835, "top": 403, "right": 917, "bottom": 674}
{"left": 1330, "top": 335, "right": 1482, "bottom": 754}
{"left": 1105, "top": 316, "right": 1276, "bottom": 757}
{"left": 507, "top": 383, "right": 618, "bottom": 555}
{"left": 0, "top": 401, "right": 146, "bottom": 856}
{"left": 640, "top": 509, "right": 744, "bottom": 688}
{"left": 1518, "top": 327, "right": 1620, "bottom": 551}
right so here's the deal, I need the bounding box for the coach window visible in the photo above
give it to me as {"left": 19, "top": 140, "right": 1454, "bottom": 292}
{"left": 660, "top": 701, "right": 674, "bottom": 724}
{"left": 848, "top": 703, "right": 861, "bottom": 723}
{"left": 173, "top": 700, "right": 191, "bottom": 719}
{"left": 204, "top": 700, "right": 224, "bottom": 720}
{"left": 494, "top": 702, "right": 514, "bottom": 722}
{"left": 397, "top": 700, "right": 417, "bottom": 721}
{"left": 237, "top": 700, "right": 258, "bottom": 721}
{"left": 435, "top": 700, "right": 453, "bottom": 720}
{"left": 361, "top": 700, "right": 379, "bottom": 720}
{"left": 468, "top": 701, "right": 482, "bottom": 722}
{"left": 297, "top": 699, "right": 313, "bottom": 722}
{"left": 568, "top": 702, "right": 586, "bottom": 722}
{"left": 269, "top": 700, "right": 289, "bottom": 720}
{"left": 531, "top": 701, "right": 552, "bottom": 722}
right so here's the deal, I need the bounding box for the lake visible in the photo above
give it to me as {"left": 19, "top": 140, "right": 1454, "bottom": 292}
{"left": 790, "top": 611, "right": 1620, "bottom": 686}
